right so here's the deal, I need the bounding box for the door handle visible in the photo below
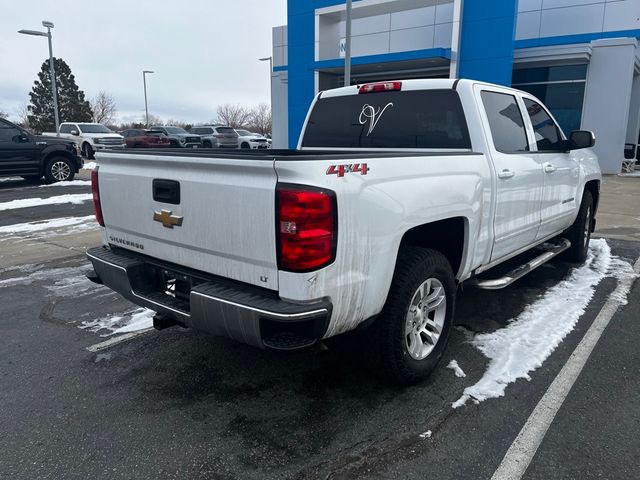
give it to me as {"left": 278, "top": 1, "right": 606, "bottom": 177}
{"left": 544, "top": 163, "right": 557, "bottom": 174}
{"left": 498, "top": 169, "right": 515, "bottom": 179}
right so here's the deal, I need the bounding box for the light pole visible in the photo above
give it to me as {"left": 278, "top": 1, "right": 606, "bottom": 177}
{"left": 19, "top": 20, "right": 60, "bottom": 136}
{"left": 344, "top": 0, "right": 352, "bottom": 87}
{"left": 258, "top": 56, "right": 273, "bottom": 113}
{"left": 143, "top": 70, "right": 154, "bottom": 126}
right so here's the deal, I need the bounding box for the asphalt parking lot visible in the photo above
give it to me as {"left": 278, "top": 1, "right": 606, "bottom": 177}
{"left": 1, "top": 170, "right": 639, "bottom": 480}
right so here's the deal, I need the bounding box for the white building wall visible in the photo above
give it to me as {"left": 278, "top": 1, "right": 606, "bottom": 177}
{"left": 581, "top": 38, "right": 638, "bottom": 173}
{"left": 516, "top": 0, "right": 640, "bottom": 41}
{"left": 316, "top": 0, "right": 454, "bottom": 61}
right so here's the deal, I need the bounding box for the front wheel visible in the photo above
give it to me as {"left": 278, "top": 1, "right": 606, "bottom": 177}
{"left": 44, "top": 157, "right": 75, "bottom": 183}
{"left": 241, "top": 142, "right": 250, "bottom": 149}
{"left": 564, "top": 190, "right": 593, "bottom": 263}
{"left": 372, "top": 247, "right": 456, "bottom": 385}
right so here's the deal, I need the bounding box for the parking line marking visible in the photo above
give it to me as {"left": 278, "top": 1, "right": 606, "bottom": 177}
{"left": 491, "top": 255, "right": 640, "bottom": 480}
{"left": 86, "top": 328, "right": 154, "bottom": 353}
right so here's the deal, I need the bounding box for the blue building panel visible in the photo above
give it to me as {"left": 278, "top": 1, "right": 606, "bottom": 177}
{"left": 457, "top": 0, "right": 518, "bottom": 86}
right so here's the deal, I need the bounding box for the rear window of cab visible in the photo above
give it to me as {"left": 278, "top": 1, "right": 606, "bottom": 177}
{"left": 302, "top": 89, "right": 471, "bottom": 149}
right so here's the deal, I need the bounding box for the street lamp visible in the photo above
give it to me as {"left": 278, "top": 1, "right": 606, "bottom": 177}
{"left": 19, "top": 20, "right": 60, "bottom": 136}
{"left": 344, "top": 0, "right": 353, "bottom": 86}
{"left": 143, "top": 70, "right": 154, "bottom": 126}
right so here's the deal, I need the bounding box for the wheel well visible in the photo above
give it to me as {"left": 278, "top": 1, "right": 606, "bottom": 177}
{"left": 399, "top": 217, "right": 466, "bottom": 277}
{"left": 584, "top": 180, "right": 600, "bottom": 213}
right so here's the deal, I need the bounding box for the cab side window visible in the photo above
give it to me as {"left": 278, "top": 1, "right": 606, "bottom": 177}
{"left": 59, "top": 124, "right": 72, "bottom": 134}
{"left": 481, "top": 91, "right": 529, "bottom": 153}
{"left": 523, "top": 98, "right": 564, "bottom": 152}
{"left": 0, "top": 121, "right": 21, "bottom": 143}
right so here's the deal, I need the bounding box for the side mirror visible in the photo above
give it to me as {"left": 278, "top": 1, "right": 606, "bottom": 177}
{"left": 70, "top": 129, "right": 79, "bottom": 136}
{"left": 18, "top": 133, "right": 30, "bottom": 142}
{"left": 568, "top": 130, "right": 595, "bottom": 150}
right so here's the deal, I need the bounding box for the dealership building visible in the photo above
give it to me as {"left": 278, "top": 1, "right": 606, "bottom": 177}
{"left": 270, "top": 0, "right": 640, "bottom": 173}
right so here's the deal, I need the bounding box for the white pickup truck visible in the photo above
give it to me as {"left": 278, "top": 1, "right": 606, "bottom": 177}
{"left": 86, "top": 79, "right": 601, "bottom": 384}
{"left": 43, "top": 122, "right": 125, "bottom": 159}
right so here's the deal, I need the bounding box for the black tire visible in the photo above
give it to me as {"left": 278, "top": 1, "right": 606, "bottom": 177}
{"left": 372, "top": 247, "right": 456, "bottom": 385}
{"left": 44, "top": 157, "right": 75, "bottom": 183}
{"left": 564, "top": 190, "right": 593, "bottom": 263}
{"left": 203, "top": 140, "right": 212, "bottom": 148}
{"left": 241, "top": 142, "right": 250, "bottom": 149}
{"left": 21, "top": 175, "right": 42, "bottom": 183}
{"left": 82, "top": 143, "right": 94, "bottom": 160}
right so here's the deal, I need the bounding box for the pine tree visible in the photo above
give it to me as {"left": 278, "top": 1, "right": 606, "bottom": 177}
{"left": 27, "top": 57, "right": 93, "bottom": 132}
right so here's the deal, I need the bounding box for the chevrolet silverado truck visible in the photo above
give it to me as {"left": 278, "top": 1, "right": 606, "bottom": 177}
{"left": 86, "top": 79, "right": 601, "bottom": 384}
{"left": 0, "top": 117, "right": 82, "bottom": 182}
{"left": 43, "top": 122, "right": 125, "bottom": 159}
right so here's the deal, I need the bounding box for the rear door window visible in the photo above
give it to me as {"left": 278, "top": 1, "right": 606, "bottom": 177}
{"left": 481, "top": 91, "right": 529, "bottom": 153}
{"left": 59, "top": 124, "right": 72, "bottom": 134}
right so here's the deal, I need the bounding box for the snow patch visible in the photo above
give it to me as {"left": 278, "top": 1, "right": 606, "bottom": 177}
{"left": 0, "top": 177, "right": 21, "bottom": 182}
{"left": 447, "top": 360, "right": 466, "bottom": 378}
{"left": 0, "top": 193, "right": 92, "bottom": 211}
{"left": 39, "top": 180, "right": 92, "bottom": 188}
{"left": 80, "top": 308, "right": 155, "bottom": 336}
{"left": 453, "top": 239, "right": 637, "bottom": 408}
{"left": 419, "top": 430, "right": 432, "bottom": 439}
{"left": 82, "top": 162, "right": 97, "bottom": 170}
{"left": 0, "top": 265, "right": 100, "bottom": 299}
{"left": 0, "top": 215, "right": 95, "bottom": 235}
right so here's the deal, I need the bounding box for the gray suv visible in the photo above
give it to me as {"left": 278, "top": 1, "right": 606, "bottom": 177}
{"left": 189, "top": 126, "right": 238, "bottom": 148}
{"left": 149, "top": 126, "right": 201, "bottom": 148}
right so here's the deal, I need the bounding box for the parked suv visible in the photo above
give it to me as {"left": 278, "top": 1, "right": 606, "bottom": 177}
{"left": 235, "top": 129, "right": 270, "bottom": 149}
{"left": 43, "top": 122, "right": 125, "bottom": 159}
{"left": 148, "top": 126, "right": 201, "bottom": 148}
{"left": 0, "top": 117, "right": 82, "bottom": 183}
{"left": 121, "top": 129, "right": 171, "bottom": 148}
{"left": 189, "top": 126, "right": 238, "bottom": 148}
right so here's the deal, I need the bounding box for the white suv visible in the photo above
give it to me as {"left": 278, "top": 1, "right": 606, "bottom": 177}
{"left": 235, "top": 129, "right": 270, "bottom": 149}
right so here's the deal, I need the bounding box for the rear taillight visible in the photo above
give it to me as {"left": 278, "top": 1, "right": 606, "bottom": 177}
{"left": 91, "top": 168, "right": 104, "bottom": 227}
{"left": 358, "top": 81, "right": 402, "bottom": 94}
{"left": 277, "top": 185, "right": 337, "bottom": 272}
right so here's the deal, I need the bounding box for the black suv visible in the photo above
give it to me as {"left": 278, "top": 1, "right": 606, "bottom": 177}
{"left": 0, "top": 118, "right": 82, "bottom": 183}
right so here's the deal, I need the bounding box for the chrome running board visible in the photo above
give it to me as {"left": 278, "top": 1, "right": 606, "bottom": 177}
{"left": 470, "top": 239, "right": 571, "bottom": 290}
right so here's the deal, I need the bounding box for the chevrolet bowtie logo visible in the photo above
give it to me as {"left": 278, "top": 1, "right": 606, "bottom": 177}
{"left": 153, "top": 209, "right": 184, "bottom": 229}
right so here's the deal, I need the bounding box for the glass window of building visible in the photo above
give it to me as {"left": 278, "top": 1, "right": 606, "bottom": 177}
{"left": 512, "top": 65, "right": 587, "bottom": 135}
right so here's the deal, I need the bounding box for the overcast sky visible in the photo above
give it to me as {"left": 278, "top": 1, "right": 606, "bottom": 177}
{"left": 0, "top": 1, "right": 287, "bottom": 125}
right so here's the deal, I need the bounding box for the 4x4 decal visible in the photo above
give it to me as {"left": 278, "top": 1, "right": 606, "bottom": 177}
{"left": 326, "top": 163, "right": 369, "bottom": 177}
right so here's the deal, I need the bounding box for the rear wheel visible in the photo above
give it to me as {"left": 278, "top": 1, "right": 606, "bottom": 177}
{"left": 564, "top": 190, "right": 593, "bottom": 263}
{"left": 44, "top": 157, "right": 75, "bottom": 183}
{"left": 82, "top": 142, "right": 94, "bottom": 159}
{"left": 372, "top": 247, "right": 456, "bottom": 385}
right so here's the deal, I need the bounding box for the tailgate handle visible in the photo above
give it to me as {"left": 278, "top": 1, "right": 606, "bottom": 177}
{"left": 153, "top": 179, "right": 180, "bottom": 205}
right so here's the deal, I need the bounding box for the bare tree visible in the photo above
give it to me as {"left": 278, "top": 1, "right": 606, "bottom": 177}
{"left": 216, "top": 104, "right": 251, "bottom": 129}
{"left": 144, "top": 114, "right": 163, "bottom": 126}
{"left": 0, "top": 109, "right": 7, "bottom": 119}
{"left": 247, "top": 103, "right": 272, "bottom": 135}
{"left": 15, "top": 102, "right": 31, "bottom": 129}
{"left": 91, "top": 91, "right": 117, "bottom": 124}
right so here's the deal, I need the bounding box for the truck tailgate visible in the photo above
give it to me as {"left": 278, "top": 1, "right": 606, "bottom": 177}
{"left": 97, "top": 151, "right": 279, "bottom": 290}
